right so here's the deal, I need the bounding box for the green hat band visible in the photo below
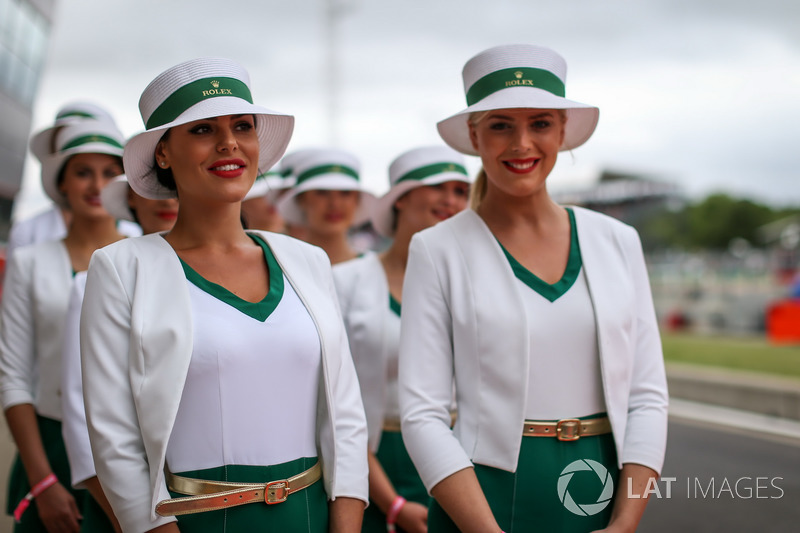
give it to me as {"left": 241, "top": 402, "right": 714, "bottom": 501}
{"left": 57, "top": 111, "right": 97, "bottom": 120}
{"left": 296, "top": 164, "right": 359, "bottom": 186}
{"left": 61, "top": 134, "right": 124, "bottom": 151}
{"left": 466, "top": 67, "right": 565, "bottom": 106}
{"left": 145, "top": 76, "right": 253, "bottom": 129}
{"left": 397, "top": 162, "right": 468, "bottom": 185}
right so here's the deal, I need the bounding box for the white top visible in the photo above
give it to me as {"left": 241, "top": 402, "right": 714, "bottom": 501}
{"left": 61, "top": 272, "right": 94, "bottom": 487}
{"left": 521, "top": 269, "right": 606, "bottom": 419}
{"left": 166, "top": 275, "right": 321, "bottom": 472}
{"left": 333, "top": 253, "right": 401, "bottom": 451}
{"left": 0, "top": 240, "right": 72, "bottom": 420}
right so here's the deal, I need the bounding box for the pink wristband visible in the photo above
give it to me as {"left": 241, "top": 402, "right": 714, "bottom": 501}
{"left": 13, "top": 473, "right": 58, "bottom": 522}
{"left": 386, "top": 495, "right": 406, "bottom": 531}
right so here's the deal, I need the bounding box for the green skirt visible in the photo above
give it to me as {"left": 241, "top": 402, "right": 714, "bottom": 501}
{"left": 429, "top": 415, "right": 619, "bottom": 532}
{"left": 170, "top": 457, "right": 328, "bottom": 533}
{"left": 5, "top": 415, "right": 91, "bottom": 533}
{"left": 362, "top": 430, "right": 430, "bottom": 532}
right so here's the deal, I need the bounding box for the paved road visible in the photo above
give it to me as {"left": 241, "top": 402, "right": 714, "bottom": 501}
{"left": 0, "top": 415, "right": 797, "bottom": 532}
{"left": 639, "top": 418, "right": 799, "bottom": 532}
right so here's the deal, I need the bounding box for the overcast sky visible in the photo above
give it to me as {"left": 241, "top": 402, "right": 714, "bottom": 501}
{"left": 14, "top": 0, "right": 800, "bottom": 218}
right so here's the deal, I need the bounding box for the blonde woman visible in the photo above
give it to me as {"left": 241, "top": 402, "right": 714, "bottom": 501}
{"left": 398, "top": 45, "right": 668, "bottom": 533}
{"left": 79, "top": 58, "right": 367, "bottom": 533}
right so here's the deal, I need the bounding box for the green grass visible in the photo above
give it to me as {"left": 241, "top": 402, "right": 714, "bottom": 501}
{"left": 661, "top": 332, "right": 800, "bottom": 379}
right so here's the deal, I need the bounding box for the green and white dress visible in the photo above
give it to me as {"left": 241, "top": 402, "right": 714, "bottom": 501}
{"left": 167, "top": 235, "right": 328, "bottom": 532}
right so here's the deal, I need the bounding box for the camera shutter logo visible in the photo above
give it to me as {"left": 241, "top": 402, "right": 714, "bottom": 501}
{"left": 557, "top": 459, "right": 614, "bottom": 516}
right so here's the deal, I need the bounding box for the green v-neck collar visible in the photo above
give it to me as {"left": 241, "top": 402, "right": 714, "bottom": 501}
{"left": 498, "top": 208, "right": 582, "bottom": 303}
{"left": 389, "top": 294, "right": 401, "bottom": 317}
{"left": 180, "top": 234, "right": 284, "bottom": 321}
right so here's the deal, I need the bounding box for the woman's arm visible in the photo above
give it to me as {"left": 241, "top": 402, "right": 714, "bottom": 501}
{"left": 367, "top": 452, "right": 428, "bottom": 533}
{"left": 329, "top": 496, "right": 365, "bottom": 533}
{"left": 4, "top": 404, "right": 81, "bottom": 531}
{"left": 81, "top": 249, "right": 178, "bottom": 533}
{"left": 429, "top": 468, "right": 500, "bottom": 533}
{"left": 83, "top": 476, "right": 122, "bottom": 533}
{"left": 398, "top": 235, "right": 473, "bottom": 491}
{"left": 592, "top": 463, "right": 658, "bottom": 533}
{"left": 0, "top": 249, "right": 81, "bottom": 530}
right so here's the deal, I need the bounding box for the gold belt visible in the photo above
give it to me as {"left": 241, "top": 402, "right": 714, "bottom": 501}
{"left": 523, "top": 417, "right": 611, "bottom": 442}
{"left": 383, "top": 412, "right": 458, "bottom": 432}
{"left": 156, "top": 462, "right": 321, "bottom": 517}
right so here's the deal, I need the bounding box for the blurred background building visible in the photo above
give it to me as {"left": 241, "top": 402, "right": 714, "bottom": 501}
{"left": 0, "top": 0, "right": 55, "bottom": 240}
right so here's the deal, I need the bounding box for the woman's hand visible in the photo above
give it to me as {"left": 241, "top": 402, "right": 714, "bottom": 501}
{"left": 396, "top": 500, "right": 428, "bottom": 533}
{"left": 35, "top": 481, "right": 81, "bottom": 533}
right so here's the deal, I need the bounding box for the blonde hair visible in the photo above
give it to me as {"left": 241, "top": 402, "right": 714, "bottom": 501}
{"left": 466, "top": 109, "right": 567, "bottom": 211}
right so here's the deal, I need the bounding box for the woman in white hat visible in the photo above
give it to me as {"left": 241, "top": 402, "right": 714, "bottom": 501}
{"left": 398, "top": 44, "right": 668, "bottom": 532}
{"left": 60, "top": 175, "right": 179, "bottom": 532}
{"left": 79, "top": 58, "right": 367, "bottom": 533}
{"left": 240, "top": 167, "right": 290, "bottom": 233}
{"left": 5, "top": 102, "right": 119, "bottom": 264}
{"left": 0, "top": 119, "right": 127, "bottom": 532}
{"left": 334, "top": 145, "right": 470, "bottom": 533}
{"left": 277, "top": 148, "right": 376, "bottom": 264}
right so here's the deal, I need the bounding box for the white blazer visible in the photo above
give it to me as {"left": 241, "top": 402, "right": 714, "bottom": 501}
{"left": 398, "top": 208, "right": 668, "bottom": 492}
{"left": 333, "top": 252, "right": 394, "bottom": 452}
{"left": 0, "top": 240, "right": 72, "bottom": 420}
{"left": 80, "top": 232, "right": 369, "bottom": 533}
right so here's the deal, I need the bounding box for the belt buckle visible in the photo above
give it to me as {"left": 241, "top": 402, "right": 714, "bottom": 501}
{"left": 265, "top": 480, "right": 288, "bottom": 504}
{"left": 557, "top": 419, "right": 581, "bottom": 441}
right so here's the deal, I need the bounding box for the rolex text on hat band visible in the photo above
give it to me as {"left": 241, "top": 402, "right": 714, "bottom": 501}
{"left": 295, "top": 164, "right": 359, "bottom": 186}
{"left": 146, "top": 77, "right": 253, "bottom": 129}
{"left": 396, "top": 162, "right": 468, "bottom": 184}
{"left": 465, "top": 67, "right": 565, "bottom": 106}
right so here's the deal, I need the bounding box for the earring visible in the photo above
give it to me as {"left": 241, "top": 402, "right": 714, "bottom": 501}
{"left": 159, "top": 161, "right": 167, "bottom": 167}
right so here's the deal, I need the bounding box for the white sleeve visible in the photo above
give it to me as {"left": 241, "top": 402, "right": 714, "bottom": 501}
{"left": 0, "top": 250, "right": 37, "bottom": 410}
{"left": 317, "top": 251, "right": 369, "bottom": 504}
{"left": 398, "top": 234, "right": 472, "bottom": 492}
{"left": 81, "top": 250, "right": 176, "bottom": 532}
{"left": 620, "top": 229, "right": 669, "bottom": 474}
{"left": 60, "top": 273, "right": 95, "bottom": 488}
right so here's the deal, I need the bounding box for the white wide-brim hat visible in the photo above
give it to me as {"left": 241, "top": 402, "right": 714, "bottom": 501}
{"left": 277, "top": 148, "right": 376, "bottom": 227}
{"left": 244, "top": 167, "right": 293, "bottom": 202}
{"left": 40, "top": 120, "right": 126, "bottom": 208}
{"left": 100, "top": 175, "right": 135, "bottom": 222}
{"left": 30, "top": 101, "right": 117, "bottom": 162}
{"left": 123, "top": 57, "right": 295, "bottom": 200}
{"left": 371, "top": 145, "right": 472, "bottom": 237}
{"left": 437, "top": 44, "right": 599, "bottom": 155}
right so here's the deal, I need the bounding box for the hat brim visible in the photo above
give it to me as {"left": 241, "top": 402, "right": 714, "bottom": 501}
{"left": 371, "top": 172, "right": 472, "bottom": 237}
{"left": 437, "top": 86, "right": 599, "bottom": 155}
{"left": 123, "top": 97, "right": 294, "bottom": 200}
{"left": 100, "top": 177, "right": 134, "bottom": 222}
{"left": 277, "top": 175, "right": 376, "bottom": 227}
{"left": 41, "top": 143, "right": 125, "bottom": 208}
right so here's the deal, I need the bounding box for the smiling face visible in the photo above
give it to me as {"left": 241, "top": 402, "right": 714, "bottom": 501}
{"left": 296, "top": 189, "right": 360, "bottom": 236}
{"left": 58, "top": 153, "right": 123, "bottom": 217}
{"left": 468, "top": 108, "right": 565, "bottom": 200}
{"left": 155, "top": 114, "right": 259, "bottom": 205}
{"left": 394, "top": 180, "right": 470, "bottom": 235}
